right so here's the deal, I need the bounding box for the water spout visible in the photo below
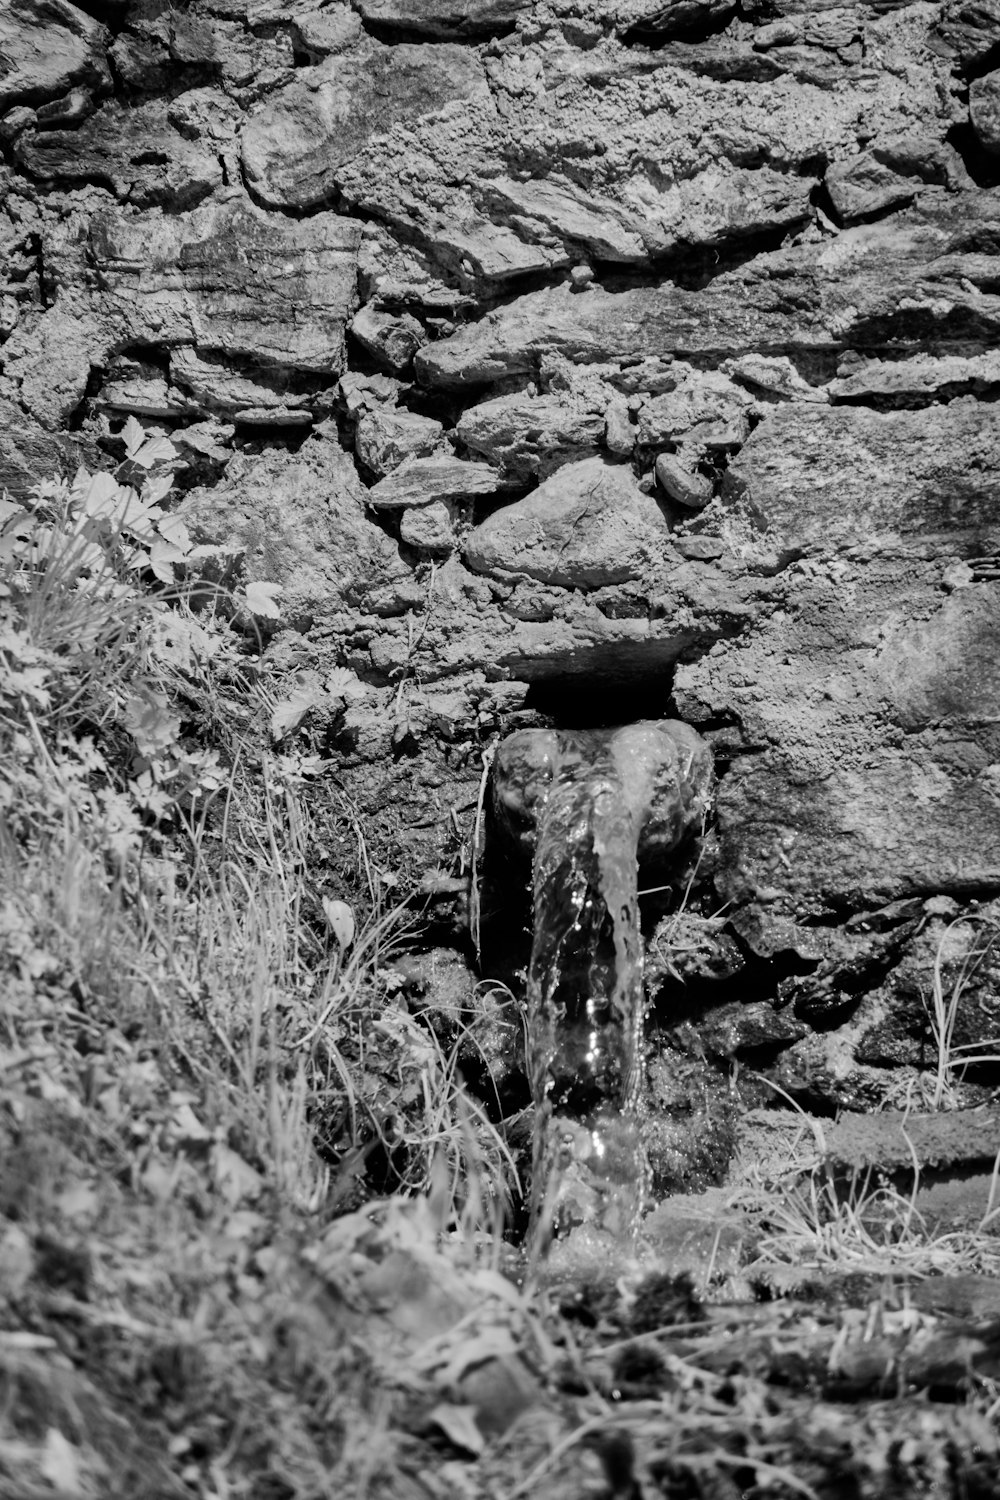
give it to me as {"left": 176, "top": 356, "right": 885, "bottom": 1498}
{"left": 493, "top": 721, "right": 714, "bottom": 1252}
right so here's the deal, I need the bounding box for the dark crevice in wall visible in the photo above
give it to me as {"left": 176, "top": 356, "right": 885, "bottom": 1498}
{"left": 357, "top": 16, "right": 521, "bottom": 45}
{"left": 947, "top": 122, "right": 1000, "bottom": 189}
{"left": 522, "top": 674, "right": 680, "bottom": 727}
{"left": 962, "top": 42, "right": 1000, "bottom": 81}
{"left": 67, "top": 366, "right": 109, "bottom": 434}
{"left": 621, "top": 2, "right": 739, "bottom": 49}
{"left": 831, "top": 383, "right": 1000, "bottom": 410}
{"left": 596, "top": 220, "right": 806, "bottom": 294}
{"left": 71, "top": 0, "right": 129, "bottom": 26}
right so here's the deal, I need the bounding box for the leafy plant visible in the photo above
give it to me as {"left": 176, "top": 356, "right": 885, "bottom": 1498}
{"left": 923, "top": 915, "right": 1000, "bottom": 1110}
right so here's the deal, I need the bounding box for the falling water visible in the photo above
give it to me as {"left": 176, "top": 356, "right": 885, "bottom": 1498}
{"left": 493, "top": 722, "right": 714, "bottom": 1253}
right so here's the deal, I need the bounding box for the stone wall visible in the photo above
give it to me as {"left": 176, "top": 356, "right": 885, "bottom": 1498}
{"left": 3, "top": 0, "right": 1000, "bottom": 1107}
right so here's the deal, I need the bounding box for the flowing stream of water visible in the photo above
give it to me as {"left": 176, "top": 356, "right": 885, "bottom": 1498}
{"left": 493, "top": 721, "right": 714, "bottom": 1255}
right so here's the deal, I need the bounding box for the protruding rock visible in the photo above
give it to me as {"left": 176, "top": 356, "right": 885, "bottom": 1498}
{"left": 655, "top": 454, "right": 714, "bottom": 510}
{"left": 337, "top": 372, "right": 404, "bottom": 420}
{"left": 464, "top": 456, "right": 672, "bottom": 588}
{"left": 416, "top": 197, "right": 1000, "bottom": 389}
{"left": 723, "top": 354, "right": 827, "bottom": 403}
{"left": 16, "top": 100, "right": 222, "bottom": 208}
{"left": 637, "top": 371, "right": 753, "bottom": 448}
{"left": 937, "top": 0, "right": 1000, "bottom": 69}
{"left": 170, "top": 348, "right": 315, "bottom": 421}
{"left": 2, "top": 303, "right": 105, "bottom": 427}
{"left": 623, "top": 0, "right": 737, "bottom": 41}
{"left": 351, "top": 305, "right": 426, "bottom": 374}
{"left": 400, "top": 500, "right": 457, "bottom": 555}
{"left": 232, "top": 406, "right": 313, "bottom": 428}
{"left": 90, "top": 194, "right": 362, "bottom": 375}
{"left": 239, "top": 44, "right": 489, "bottom": 211}
{"left": 971, "top": 73, "right": 1000, "bottom": 155}
{"left": 825, "top": 153, "right": 919, "bottom": 223}
{"left": 0, "top": 0, "right": 109, "bottom": 112}
{"left": 96, "top": 359, "right": 199, "bottom": 420}
{"left": 355, "top": 408, "right": 444, "bottom": 477}
{"left": 456, "top": 392, "right": 605, "bottom": 480}
{"left": 829, "top": 351, "right": 1000, "bottom": 404}
{"left": 605, "top": 400, "right": 636, "bottom": 457}
{"left": 176, "top": 438, "right": 410, "bottom": 627}
{"left": 367, "top": 455, "right": 506, "bottom": 510}
{"left": 355, "top": 0, "right": 529, "bottom": 38}
{"left": 291, "top": 6, "right": 364, "bottom": 58}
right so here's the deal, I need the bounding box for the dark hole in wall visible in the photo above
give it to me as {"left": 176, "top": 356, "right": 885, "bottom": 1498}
{"left": 358, "top": 15, "right": 522, "bottom": 45}
{"left": 620, "top": 1, "right": 738, "bottom": 49}
{"left": 963, "top": 42, "right": 1000, "bottom": 82}
{"left": 522, "top": 673, "right": 678, "bottom": 728}
{"left": 71, "top": 0, "right": 130, "bottom": 24}
{"left": 947, "top": 122, "right": 1000, "bottom": 189}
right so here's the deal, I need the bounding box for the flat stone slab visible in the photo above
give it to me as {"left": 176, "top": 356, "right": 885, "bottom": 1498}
{"left": 367, "top": 455, "right": 506, "bottom": 509}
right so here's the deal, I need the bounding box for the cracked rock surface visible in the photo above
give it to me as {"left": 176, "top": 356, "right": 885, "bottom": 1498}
{"left": 2, "top": 0, "right": 999, "bottom": 1110}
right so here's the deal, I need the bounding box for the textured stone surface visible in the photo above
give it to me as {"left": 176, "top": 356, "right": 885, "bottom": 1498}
{"left": 416, "top": 194, "right": 1000, "bottom": 388}
{"left": 177, "top": 439, "right": 410, "bottom": 628}
{"left": 240, "top": 43, "right": 489, "bottom": 210}
{"left": 367, "top": 455, "right": 507, "bottom": 510}
{"left": 1, "top": 0, "right": 999, "bottom": 1116}
{"left": 0, "top": 0, "right": 109, "bottom": 112}
{"left": 0, "top": 396, "right": 99, "bottom": 499}
{"left": 90, "top": 194, "right": 362, "bottom": 374}
{"left": 675, "top": 561, "right": 1000, "bottom": 941}
{"left": 971, "top": 72, "right": 1000, "bottom": 154}
{"left": 456, "top": 392, "right": 606, "bottom": 480}
{"left": 355, "top": 408, "right": 445, "bottom": 477}
{"left": 464, "top": 457, "right": 673, "bottom": 588}
{"left": 721, "top": 400, "right": 1000, "bottom": 564}
{"left": 16, "top": 100, "right": 223, "bottom": 207}
{"left": 355, "top": 0, "right": 530, "bottom": 36}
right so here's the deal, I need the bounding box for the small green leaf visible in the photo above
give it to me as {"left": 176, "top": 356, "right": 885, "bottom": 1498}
{"left": 134, "top": 435, "right": 178, "bottom": 469}
{"left": 121, "top": 415, "right": 146, "bottom": 459}
{"left": 321, "top": 897, "right": 355, "bottom": 950}
{"left": 270, "top": 685, "right": 319, "bottom": 741}
{"left": 156, "top": 513, "right": 192, "bottom": 552}
{"left": 243, "top": 580, "right": 283, "bottom": 619}
{"left": 124, "top": 689, "right": 181, "bottom": 758}
{"left": 148, "top": 538, "right": 184, "bottom": 584}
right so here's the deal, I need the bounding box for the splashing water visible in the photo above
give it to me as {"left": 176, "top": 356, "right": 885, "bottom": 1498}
{"left": 493, "top": 721, "right": 714, "bottom": 1253}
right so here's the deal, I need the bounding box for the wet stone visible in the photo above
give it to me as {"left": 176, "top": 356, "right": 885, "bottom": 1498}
{"left": 493, "top": 721, "right": 714, "bottom": 1245}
